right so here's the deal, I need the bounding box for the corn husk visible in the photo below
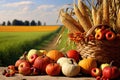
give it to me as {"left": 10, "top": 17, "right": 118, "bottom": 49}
{"left": 73, "top": 4, "right": 91, "bottom": 32}
{"left": 60, "top": 9, "right": 84, "bottom": 32}
{"left": 103, "top": 0, "right": 109, "bottom": 25}
{"left": 60, "top": 13, "right": 81, "bottom": 33}
{"left": 96, "top": 6, "right": 102, "bottom": 25}
{"left": 116, "top": 9, "right": 120, "bottom": 33}
{"left": 78, "top": 0, "right": 92, "bottom": 28}
{"left": 92, "top": 6, "right": 97, "bottom": 26}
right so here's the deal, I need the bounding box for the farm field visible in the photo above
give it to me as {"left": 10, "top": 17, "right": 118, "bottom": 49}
{"left": 56, "top": 27, "right": 76, "bottom": 52}
{"left": 0, "top": 26, "right": 59, "bottom": 32}
{"left": 0, "top": 26, "right": 61, "bottom": 66}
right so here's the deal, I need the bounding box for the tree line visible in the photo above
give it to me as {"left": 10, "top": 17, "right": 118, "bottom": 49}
{"left": 0, "top": 19, "right": 46, "bottom": 26}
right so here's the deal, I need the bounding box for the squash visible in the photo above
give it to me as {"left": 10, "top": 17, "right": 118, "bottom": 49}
{"left": 62, "top": 59, "right": 80, "bottom": 77}
{"left": 78, "top": 58, "right": 97, "bottom": 74}
{"left": 57, "top": 57, "right": 76, "bottom": 66}
{"left": 46, "top": 50, "right": 64, "bottom": 62}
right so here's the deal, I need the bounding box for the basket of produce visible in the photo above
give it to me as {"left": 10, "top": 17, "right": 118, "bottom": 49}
{"left": 59, "top": 0, "right": 120, "bottom": 67}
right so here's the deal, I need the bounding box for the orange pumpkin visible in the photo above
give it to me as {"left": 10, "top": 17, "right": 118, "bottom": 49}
{"left": 78, "top": 58, "right": 97, "bottom": 74}
{"left": 46, "top": 50, "right": 64, "bottom": 62}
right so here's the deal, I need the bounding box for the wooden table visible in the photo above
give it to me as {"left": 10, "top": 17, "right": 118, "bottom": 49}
{"left": 0, "top": 67, "right": 95, "bottom": 80}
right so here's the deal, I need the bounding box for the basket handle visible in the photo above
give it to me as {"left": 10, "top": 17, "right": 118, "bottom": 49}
{"left": 85, "top": 24, "right": 110, "bottom": 37}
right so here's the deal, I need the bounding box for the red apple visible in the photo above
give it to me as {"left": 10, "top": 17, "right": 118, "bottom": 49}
{"left": 46, "top": 63, "right": 61, "bottom": 76}
{"left": 9, "top": 69, "right": 16, "bottom": 76}
{"left": 66, "top": 50, "right": 80, "bottom": 62}
{"left": 95, "top": 32, "right": 105, "bottom": 40}
{"left": 8, "top": 65, "right": 15, "bottom": 70}
{"left": 28, "top": 54, "right": 38, "bottom": 64}
{"left": 2, "top": 69, "right": 16, "bottom": 77}
{"left": 8, "top": 65, "right": 17, "bottom": 74}
{"left": 91, "top": 68, "right": 102, "bottom": 77}
{"left": 105, "top": 31, "right": 116, "bottom": 40}
{"left": 33, "top": 55, "right": 51, "bottom": 74}
{"left": 15, "top": 59, "right": 26, "bottom": 68}
{"left": 102, "top": 66, "right": 120, "bottom": 79}
{"left": 18, "top": 61, "right": 31, "bottom": 76}
{"left": 5, "top": 73, "right": 10, "bottom": 77}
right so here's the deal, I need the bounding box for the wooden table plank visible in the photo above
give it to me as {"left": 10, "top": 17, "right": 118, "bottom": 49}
{"left": 0, "top": 67, "right": 95, "bottom": 80}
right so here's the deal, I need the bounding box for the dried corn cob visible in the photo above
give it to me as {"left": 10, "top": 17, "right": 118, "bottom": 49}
{"left": 103, "top": 0, "right": 109, "bottom": 25}
{"left": 78, "top": 0, "right": 87, "bottom": 17}
{"left": 92, "top": 6, "right": 97, "bottom": 26}
{"left": 78, "top": 0, "right": 92, "bottom": 28}
{"left": 73, "top": 4, "right": 92, "bottom": 32}
{"left": 60, "top": 9, "right": 84, "bottom": 32}
{"left": 96, "top": 7, "right": 102, "bottom": 25}
{"left": 116, "top": 10, "right": 120, "bottom": 33}
{"left": 60, "top": 13, "right": 81, "bottom": 33}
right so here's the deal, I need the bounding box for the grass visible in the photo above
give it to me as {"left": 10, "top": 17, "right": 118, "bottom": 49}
{"left": 56, "top": 26, "right": 76, "bottom": 53}
{"left": 0, "top": 27, "right": 61, "bottom": 66}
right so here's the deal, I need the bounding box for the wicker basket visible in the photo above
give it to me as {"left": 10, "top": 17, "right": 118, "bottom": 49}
{"left": 77, "top": 25, "right": 120, "bottom": 67}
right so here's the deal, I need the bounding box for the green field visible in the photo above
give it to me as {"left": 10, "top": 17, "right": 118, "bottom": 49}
{"left": 0, "top": 26, "right": 76, "bottom": 66}
{"left": 0, "top": 28, "right": 61, "bottom": 66}
{"left": 56, "top": 27, "right": 76, "bottom": 52}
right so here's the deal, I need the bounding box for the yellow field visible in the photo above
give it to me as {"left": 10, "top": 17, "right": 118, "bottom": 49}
{"left": 0, "top": 26, "right": 59, "bottom": 32}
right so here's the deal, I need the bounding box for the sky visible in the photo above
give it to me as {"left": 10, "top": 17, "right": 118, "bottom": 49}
{"left": 0, "top": 0, "right": 74, "bottom": 25}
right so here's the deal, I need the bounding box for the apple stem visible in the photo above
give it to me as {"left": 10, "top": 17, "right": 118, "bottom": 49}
{"left": 64, "top": 53, "right": 68, "bottom": 58}
{"left": 41, "top": 55, "right": 46, "bottom": 58}
{"left": 19, "top": 51, "right": 28, "bottom": 60}
{"left": 70, "top": 59, "right": 74, "bottom": 64}
{"left": 110, "top": 60, "right": 114, "bottom": 67}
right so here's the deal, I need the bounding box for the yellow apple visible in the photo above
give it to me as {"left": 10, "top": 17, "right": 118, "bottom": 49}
{"left": 27, "top": 49, "right": 43, "bottom": 60}
{"left": 100, "top": 63, "right": 110, "bottom": 70}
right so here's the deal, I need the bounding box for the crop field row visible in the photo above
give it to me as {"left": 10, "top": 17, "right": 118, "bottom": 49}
{"left": 0, "top": 26, "right": 59, "bottom": 32}
{"left": 0, "top": 27, "right": 61, "bottom": 66}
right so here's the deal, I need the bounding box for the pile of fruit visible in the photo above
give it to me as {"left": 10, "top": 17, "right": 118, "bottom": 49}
{"left": 2, "top": 49, "right": 120, "bottom": 80}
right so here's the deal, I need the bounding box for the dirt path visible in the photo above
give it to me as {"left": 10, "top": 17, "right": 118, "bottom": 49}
{"left": 42, "top": 34, "right": 59, "bottom": 51}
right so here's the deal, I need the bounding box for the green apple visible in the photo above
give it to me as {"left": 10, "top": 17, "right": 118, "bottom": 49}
{"left": 100, "top": 63, "right": 110, "bottom": 70}
{"left": 27, "top": 49, "right": 43, "bottom": 60}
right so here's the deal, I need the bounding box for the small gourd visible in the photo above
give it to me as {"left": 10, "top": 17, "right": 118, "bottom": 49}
{"left": 62, "top": 59, "right": 80, "bottom": 77}
{"left": 78, "top": 58, "right": 97, "bottom": 74}
{"left": 57, "top": 57, "right": 76, "bottom": 66}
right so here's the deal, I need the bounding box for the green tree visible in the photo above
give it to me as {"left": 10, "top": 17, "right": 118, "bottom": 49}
{"left": 38, "top": 21, "right": 42, "bottom": 26}
{"left": 24, "top": 20, "right": 30, "bottom": 26}
{"left": 12, "top": 19, "right": 19, "bottom": 25}
{"left": 12, "top": 19, "right": 24, "bottom": 26}
{"left": 2, "top": 21, "right": 6, "bottom": 26}
{"left": 7, "top": 21, "right": 11, "bottom": 26}
{"left": 43, "top": 22, "right": 46, "bottom": 26}
{"left": 30, "top": 20, "right": 36, "bottom": 26}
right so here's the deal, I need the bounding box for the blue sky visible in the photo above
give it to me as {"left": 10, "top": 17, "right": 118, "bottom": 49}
{"left": 0, "top": 0, "right": 74, "bottom": 25}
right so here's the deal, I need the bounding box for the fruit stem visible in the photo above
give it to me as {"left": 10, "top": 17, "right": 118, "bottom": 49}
{"left": 110, "top": 60, "right": 114, "bottom": 67}
{"left": 19, "top": 51, "right": 28, "bottom": 60}
{"left": 70, "top": 59, "right": 74, "bottom": 64}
